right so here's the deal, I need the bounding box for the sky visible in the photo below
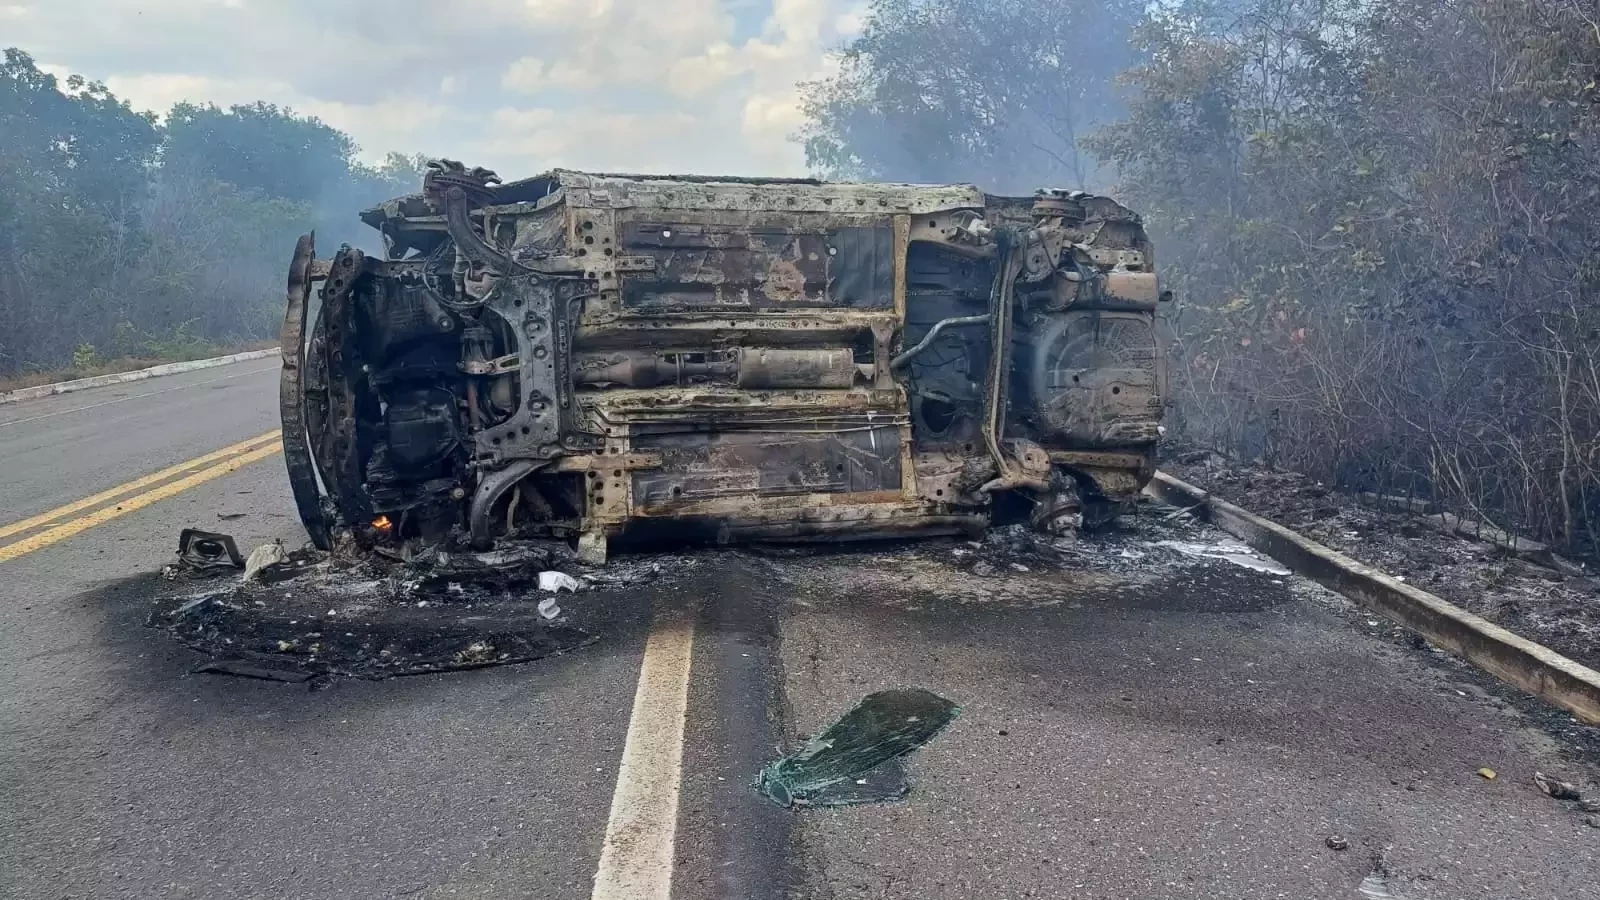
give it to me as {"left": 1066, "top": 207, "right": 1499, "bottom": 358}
{"left": 2, "top": 0, "right": 869, "bottom": 177}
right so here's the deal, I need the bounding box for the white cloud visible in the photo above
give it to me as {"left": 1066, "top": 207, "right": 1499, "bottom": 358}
{"left": 521, "top": 0, "right": 615, "bottom": 26}
{"left": 34, "top": 62, "right": 75, "bottom": 83}
{"left": 101, "top": 71, "right": 471, "bottom": 163}
{"left": 513, "top": 0, "right": 739, "bottom": 92}
{"left": 5, "top": 0, "right": 864, "bottom": 178}
{"left": 476, "top": 107, "right": 721, "bottom": 174}
{"left": 102, "top": 72, "right": 294, "bottom": 115}
{"left": 834, "top": 4, "right": 868, "bottom": 37}
{"left": 666, "top": 42, "right": 743, "bottom": 97}
{"left": 302, "top": 97, "right": 473, "bottom": 162}
{"left": 500, "top": 57, "right": 550, "bottom": 94}
{"left": 488, "top": 107, "right": 559, "bottom": 132}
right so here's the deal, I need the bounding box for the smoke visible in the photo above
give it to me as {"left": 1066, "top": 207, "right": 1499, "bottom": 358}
{"left": 798, "top": 0, "right": 1143, "bottom": 192}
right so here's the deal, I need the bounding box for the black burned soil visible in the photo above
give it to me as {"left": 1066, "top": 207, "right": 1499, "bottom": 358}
{"left": 148, "top": 548, "right": 676, "bottom": 683}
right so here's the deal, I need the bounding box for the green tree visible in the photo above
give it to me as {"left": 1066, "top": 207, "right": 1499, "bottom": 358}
{"left": 162, "top": 100, "right": 359, "bottom": 205}
{"left": 0, "top": 47, "right": 428, "bottom": 376}
{"left": 0, "top": 48, "right": 161, "bottom": 371}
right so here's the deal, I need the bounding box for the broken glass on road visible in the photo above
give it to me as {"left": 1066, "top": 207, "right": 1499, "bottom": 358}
{"left": 758, "top": 688, "right": 961, "bottom": 808}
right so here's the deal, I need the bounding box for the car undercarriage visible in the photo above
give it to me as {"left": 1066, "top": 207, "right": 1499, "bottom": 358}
{"left": 279, "top": 162, "right": 1167, "bottom": 563}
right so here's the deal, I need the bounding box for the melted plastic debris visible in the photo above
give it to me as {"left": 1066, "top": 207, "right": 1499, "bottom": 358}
{"left": 757, "top": 688, "right": 961, "bottom": 808}
{"left": 165, "top": 528, "right": 245, "bottom": 579}
{"left": 150, "top": 544, "right": 602, "bottom": 682}
{"left": 242, "top": 540, "right": 287, "bottom": 581}
{"left": 539, "top": 571, "right": 583, "bottom": 593}
{"left": 1153, "top": 539, "right": 1292, "bottom": 575}
{"left": 1534, "top": 770, "right": 1582, "bottom": 800}
{"left": 156, "top": 590, "right": 594, "bottom": 681}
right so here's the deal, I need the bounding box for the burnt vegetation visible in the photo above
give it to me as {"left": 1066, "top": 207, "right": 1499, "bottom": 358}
{"left": 802, "top": 0, "right": 1600, "bottom": 556}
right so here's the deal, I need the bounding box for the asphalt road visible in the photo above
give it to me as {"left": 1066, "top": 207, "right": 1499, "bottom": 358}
{"left": 1, "top": 358, "right": 1597, "bottom": 900}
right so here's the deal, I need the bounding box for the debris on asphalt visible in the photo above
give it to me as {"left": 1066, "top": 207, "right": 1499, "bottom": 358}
{"left": 148, "top": 540, "right": 625, "bottom": 682}
{"left": 242, "top": 540, "right": 287, "bottom": 581}
{"left": 757, "top": 688, "right": 961, "bottom": 809}
{"left": 217, "top": 512, "right": 246, "bottom": 521}
{"left": 1162, "top": 502, "right": 1205, "bottom": 522}
{"left": 582, "top": 560, "right": 666, "bottom": 588}
{"left": 156, "top": 588, "right": 594, "bottom": 682}
{"left": 191, "top": 660, "right": 315, "bottom": 684}
{"left": 1477, "top": 767, "right": 1498, "bottom": 780}
{"left": 404, "top": 544, "right": 557, "bottom": 594}
{"left": 1326, "top": 835, "right": 1349, "bottom": 851}
{"left": 1587, "top": 815, "right": 1600, "bottom": 829}
{"left": 788, "top": 499, "right": 1313, "bottom": 611}
{"left": 539, "top": 571, "right": 582, "bottom": 593}
{"left": 167, "top": 528, "right": 245, "bottom": 579}
{"left": 156, "top": 497, "right": 1308, "bottom": 689}
{"left": 1152, "top": 539, "right": 1291, "bottom": 576}
{"left": 1534, "top": 770, "right": 1582, "bottom": 801}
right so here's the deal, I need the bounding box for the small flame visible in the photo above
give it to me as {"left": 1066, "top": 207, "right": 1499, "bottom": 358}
{"left": 372, "top": 515, "right": 393, "bottom": 532}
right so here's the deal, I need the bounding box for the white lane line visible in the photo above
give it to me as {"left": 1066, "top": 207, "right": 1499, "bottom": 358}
{"left": 0, "top": 365, "right": 279, "bottom": 429}
{"left": 591, "top": 614, "right": 697, "bottom": 900}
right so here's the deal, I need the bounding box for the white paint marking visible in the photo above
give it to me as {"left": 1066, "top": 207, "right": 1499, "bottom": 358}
{"left": 0, "top": 366, "right": 279, "bottom": 429}
{"left": 591, "top": 615, "right": 696, "bottom": 900}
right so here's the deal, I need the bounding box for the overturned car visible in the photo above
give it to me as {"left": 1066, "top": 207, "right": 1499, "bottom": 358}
{"left": 280, "top": 163, "right": 1167, "bottom": 564}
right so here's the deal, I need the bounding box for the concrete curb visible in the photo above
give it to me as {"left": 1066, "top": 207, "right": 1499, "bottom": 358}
{"left": 1146, "top": 470, "right": 1600, "bottom": 726}
{"left": 0, "top": 348, "right": 280, "bottom": 406}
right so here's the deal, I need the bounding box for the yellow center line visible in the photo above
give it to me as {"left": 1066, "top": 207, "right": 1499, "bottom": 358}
{"left": 0, "top": 430, "right": 281, "bottom": 541}
{"left": 0, "top": 441, "right": 284, "bottom": 565}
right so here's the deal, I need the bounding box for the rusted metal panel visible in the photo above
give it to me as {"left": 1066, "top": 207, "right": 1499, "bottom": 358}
{"left": 551, "top": 452, "right": 662, "bottom": 472}
{"left": 1047, "top": 449, "right": 1153, "bottom": 471}
{"left": 631, "top": 426, "right": 904, "bottom": 512}
{"left": 556, "top": 170, "right": 987, "bottom": 216}
{"left": 892, "top": 215, "right": 911, "bottom": 319}
{"left": 615, "top": 218, "right": 894, "bottom": 311}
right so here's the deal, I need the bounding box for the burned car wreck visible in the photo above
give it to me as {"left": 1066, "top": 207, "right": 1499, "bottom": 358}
{"left": 280, "top": 163, "right": 1166, "bottom": 564}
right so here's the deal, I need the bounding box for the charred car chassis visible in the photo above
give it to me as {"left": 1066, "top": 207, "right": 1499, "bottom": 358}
{"left": 280, "top": 163, "right": 1166, "bottom": 563}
